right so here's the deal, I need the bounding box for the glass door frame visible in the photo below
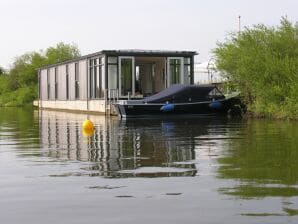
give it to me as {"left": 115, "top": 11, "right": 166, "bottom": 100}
{"left": 118, "top": 56, "right": 135, "bottom": 98}
{"left": 166, "top": 57, "right": 184, "bottom": 87}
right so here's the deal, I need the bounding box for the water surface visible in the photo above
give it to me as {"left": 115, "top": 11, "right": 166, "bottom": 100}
{"left": 0, "top": 108, "right": 298, "bottom": 223}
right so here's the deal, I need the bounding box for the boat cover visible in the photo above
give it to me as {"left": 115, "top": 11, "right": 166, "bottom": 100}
{"left": 143, "top": 84, "right": 218, "bottom": 103}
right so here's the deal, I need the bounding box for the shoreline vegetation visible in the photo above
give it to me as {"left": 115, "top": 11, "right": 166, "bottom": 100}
{"left": 0, "top": 43, "right": 80, "bottom": 107}
{"left": 214, "top": 17, "right": 298, "bottom": 120}
{"left": 0, "top": 17, "right": 297, "bottom": 119}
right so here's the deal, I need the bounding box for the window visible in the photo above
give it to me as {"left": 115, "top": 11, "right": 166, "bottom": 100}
{"left": 89, "top": 60, "right": 92, "bottom": 98}
{"left": 89, "top": 58, "right": 103, "bottom": 99}
{"left": 169, "top": 59, "right": 181, "bottom": 85}
{"left": 135, "top": 66, "right": 141, "bottom": 94}
{"left": 184, "top": 57, "right": 191, "bottom": 84}
{"left": 108, "top": 57, "right": 118, "bottom": 90}
{"left": 66, "top": 64, "right": 69, "bottom": 100}
{"left": 100, "top": 57, "right": 105, "bottom": 96}
{"left": 54, "top": 67, "right": 58, "bottom": 100}
{"left": 120, "top": 58, "right": 133, "bottom": 96}
{"left": 108, "top": 57, "right": 117, "bottom": 64}
{"left": 75, "top": 63, "right": 80, "bottom": 99}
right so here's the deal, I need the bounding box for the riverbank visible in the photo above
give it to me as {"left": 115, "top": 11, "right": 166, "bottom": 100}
{"left": 240, "top": 103, "right": 298, "bottom": 120}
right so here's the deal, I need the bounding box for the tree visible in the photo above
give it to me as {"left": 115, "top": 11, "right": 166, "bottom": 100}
{"left": 0, "top": 42, "right": 81, "bottom": 106}
{"left": 213, "top": 17, "right": 298, "bottom": 119}
{"left": 45, "top": 42, "right": 80, "bottom": 65}
{"left": 0, "top": 66, "right": 5, "bottom": 75}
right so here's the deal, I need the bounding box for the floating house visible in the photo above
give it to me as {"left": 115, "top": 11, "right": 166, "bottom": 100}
{"left": 37, "top": 50, "right": 197, "bottom": 114}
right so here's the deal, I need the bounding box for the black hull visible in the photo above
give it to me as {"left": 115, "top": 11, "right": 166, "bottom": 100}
{"left": 115, "top": 97, "right": 241, "bottom": 118}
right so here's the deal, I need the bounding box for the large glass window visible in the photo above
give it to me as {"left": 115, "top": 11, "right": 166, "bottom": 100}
{"left": 100, "top": 57, "right": 105, "bottom": 97}
{"left": 89, "top": 58, "right": 103, "bottom": 99}
{"left": 108, "top": 65, "right": 117, "bottom": 90}
{"left": 135, "top": 66, "right": 141, "bottom": 95}
{"left": 108, "top": 57, "right": 118, "bottom": 90}
{"left": 184, "top": 57, "right": 191, "bottom": 84}
{"left": 169, "top": 59, "right": 181, "bottom": 85}
{"left": 89, "top": 60, "right": 93, "bottom": 98}
{"left": 108, "top": 57, "right": 117, "bottom": 64}
{"left": 75, "top": 63, "right": 79, "bottom": 99}
{"left": 120, "top": 58, "right": 133, "bottom": 96}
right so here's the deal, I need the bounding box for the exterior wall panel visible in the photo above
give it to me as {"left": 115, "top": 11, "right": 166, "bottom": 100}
{"left": 49, "top": 67, "right": 55, "bottom": 100}
{"left": 57, "top": 65, "right": 66, "bottom": 100}
{"left": 36, "top": 100, "right": 108, "bottom": 114}
{"left": 68, "top": 63, "right": 75, "bottom": 100}
{"left": 40, "top": 69, "right": 48, "bottom": 100}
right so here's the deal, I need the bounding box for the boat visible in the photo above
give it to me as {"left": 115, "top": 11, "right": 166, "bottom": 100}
{"left": 114, "top": 84, "right": 244, "bottom": 118}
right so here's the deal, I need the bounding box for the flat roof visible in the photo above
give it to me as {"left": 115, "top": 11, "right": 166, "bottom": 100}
{"left": 101, "top": 49, "right": 197, "bottom": 56}
{"left": 39, "top": 49, "right": 198, "bottom": 70}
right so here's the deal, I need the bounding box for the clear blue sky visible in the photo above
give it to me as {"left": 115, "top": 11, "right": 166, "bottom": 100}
{"left": 0, "top": 0, "right": 297, "bottom": 68}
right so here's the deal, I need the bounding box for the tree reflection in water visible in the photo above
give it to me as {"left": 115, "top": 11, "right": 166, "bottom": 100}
{"left": 217, "top": 119, "right": 298, "bottom": 216}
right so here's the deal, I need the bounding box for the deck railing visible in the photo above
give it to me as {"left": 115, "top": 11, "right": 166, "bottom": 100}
{"left": 105, "top": 89, "right": 119, "bottom": 115}
{"left": 108, "top": 89, "right": 119, "bottom": 103}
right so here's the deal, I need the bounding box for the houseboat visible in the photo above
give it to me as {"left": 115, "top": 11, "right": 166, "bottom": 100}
{"left": 37, "top": 49, "right": 197, "bottom": 114}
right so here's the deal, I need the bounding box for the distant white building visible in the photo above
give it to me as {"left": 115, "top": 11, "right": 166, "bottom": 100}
{"left": 194, "top": 60, "right": 225, "bottom": 84}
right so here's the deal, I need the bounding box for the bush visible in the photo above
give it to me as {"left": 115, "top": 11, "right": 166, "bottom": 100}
{"left": 214, "top": 17, "right": 298, "bottom": 119}
{"left": 0, "top": 86, "right": 36, "bottom": 107}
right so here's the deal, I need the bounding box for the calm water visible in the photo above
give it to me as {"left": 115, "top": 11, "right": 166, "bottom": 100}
{"left": 0, "top": 107, "right": 298, "bottom": 224}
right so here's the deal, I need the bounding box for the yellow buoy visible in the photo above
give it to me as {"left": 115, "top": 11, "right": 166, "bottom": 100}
{"left": 82, "top": 119, "right": 94, "bottom": 137}
{"left": 82, "top": 127, "right": 94, "bottom": 137}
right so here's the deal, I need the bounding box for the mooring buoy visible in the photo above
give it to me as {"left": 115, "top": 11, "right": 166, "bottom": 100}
{"left": 82, "top": 119, "right": 94, "bottom": 137}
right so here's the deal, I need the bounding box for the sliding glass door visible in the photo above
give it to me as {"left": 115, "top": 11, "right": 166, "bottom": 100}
{"left": 167, "top": 57, "right": 184, "bottom": 87}
{"left": 119, "top": 57, "right": 135, "bottom": 97}
{"left": 89, "top": 57, "right": 104, "bottom": 99}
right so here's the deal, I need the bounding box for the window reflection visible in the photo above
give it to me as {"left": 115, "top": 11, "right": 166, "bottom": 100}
{"left": 39, "top": 110, "right": 205, "bottom": 178}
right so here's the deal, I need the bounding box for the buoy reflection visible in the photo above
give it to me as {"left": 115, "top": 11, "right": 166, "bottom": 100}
{"left": 82, "top": 128, "right": 94, "bottom": 137}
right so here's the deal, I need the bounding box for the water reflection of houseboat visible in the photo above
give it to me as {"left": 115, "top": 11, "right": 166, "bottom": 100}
{"left": 40, "top": 110, "right": 220, "bottom": 177}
